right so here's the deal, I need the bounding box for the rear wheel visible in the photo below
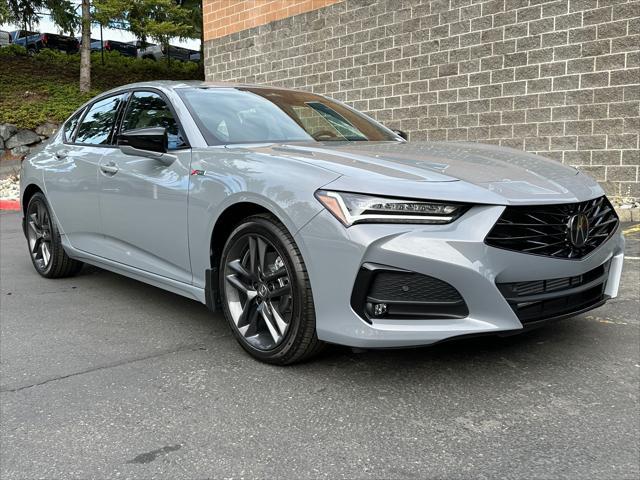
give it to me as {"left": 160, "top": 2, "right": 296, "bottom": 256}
{"left": 219, "top": 215, "right": 324, "bottom": 364}
{"left": 26, "top": 193, "right": 83, "bottom": 278}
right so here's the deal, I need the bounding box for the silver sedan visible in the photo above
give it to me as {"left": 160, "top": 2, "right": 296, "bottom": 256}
{"left": 20, "top": 81, "right": 624, "bottom": 364}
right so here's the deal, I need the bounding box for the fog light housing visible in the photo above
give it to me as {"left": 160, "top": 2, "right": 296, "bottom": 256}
{"left": 373, "top": 303, "right": 388, "bottom": 317}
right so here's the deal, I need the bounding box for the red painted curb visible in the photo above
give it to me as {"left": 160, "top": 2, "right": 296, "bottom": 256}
{"left": 0, "top": 199, "right": 20, "bottom": 212}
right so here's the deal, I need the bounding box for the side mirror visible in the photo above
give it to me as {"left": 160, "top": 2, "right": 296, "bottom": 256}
{"left": 393, "top": 129, "right": 408, "bottom": 141}
{"left": 118, "top": 127, "right": 167, "bottom": 153}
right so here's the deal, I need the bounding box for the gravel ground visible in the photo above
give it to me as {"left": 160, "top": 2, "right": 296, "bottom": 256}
{"left": 0, "top": 213, "right": 639, "bottom": 479}
{"left": 0, "top": 174, "right": 19, "bottom": 199}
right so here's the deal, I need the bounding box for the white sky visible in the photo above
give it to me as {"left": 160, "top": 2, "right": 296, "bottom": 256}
{"left": 1, "top": 16, "right": 200, "bottom": 49}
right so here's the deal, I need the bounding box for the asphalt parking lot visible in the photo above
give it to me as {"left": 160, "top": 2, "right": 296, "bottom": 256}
{"left": 1, "top": 211, "right": 638, "bottom": 479}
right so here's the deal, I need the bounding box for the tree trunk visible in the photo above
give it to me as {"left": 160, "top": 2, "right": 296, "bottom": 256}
{"left": 79, "top": 0, "right": 91, "bottom": 93}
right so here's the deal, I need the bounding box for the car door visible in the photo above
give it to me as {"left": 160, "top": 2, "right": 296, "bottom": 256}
{"left": 43, "top": 94, "right": 127, "bottom": 254}
{"left": 97, "top": 89, "right": 192, "bottom": 284}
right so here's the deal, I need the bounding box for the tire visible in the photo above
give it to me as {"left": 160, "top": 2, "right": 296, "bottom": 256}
{"left": 27, "top": 47, "right": 36, "bottom": 56}
{"left": 25, "top": 192, "right": 83, "bottom": 278}
{"left": 219, "top": 214, "right": 324, "bottom": 365}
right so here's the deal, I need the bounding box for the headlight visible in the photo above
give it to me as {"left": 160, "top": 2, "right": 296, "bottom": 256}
{"left": 315, "top": 190, "right": 468, "bottom": 227}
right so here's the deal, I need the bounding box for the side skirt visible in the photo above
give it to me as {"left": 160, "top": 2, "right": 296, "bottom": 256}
{"left": 61, "top": 236, "right": 206, "bottom": 304}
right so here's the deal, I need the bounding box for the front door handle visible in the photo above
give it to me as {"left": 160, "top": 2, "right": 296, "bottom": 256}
{"left": 100, "top": 162, "right": 119, "bottom": 175}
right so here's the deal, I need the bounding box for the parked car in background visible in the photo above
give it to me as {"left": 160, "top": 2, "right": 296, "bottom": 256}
{"left": 10, "top": 30, "right": 79, "bottom": 54}
{"left": 132, "top": 40, "right": 191, "bottom": 61}
{"left": 0, "top": 30, "right": 11, "bottom": 47}
{"left": 90, "top": 39, "right": 137, "bottom": 57}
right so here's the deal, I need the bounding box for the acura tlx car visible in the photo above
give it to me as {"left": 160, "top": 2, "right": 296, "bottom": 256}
{"left": 20, "top": 81, "right": 624, "bottom": 364}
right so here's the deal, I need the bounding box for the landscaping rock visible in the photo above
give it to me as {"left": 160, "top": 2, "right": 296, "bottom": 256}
{"left": 35, "top": 122, "right": 59, "bottom": 138}
{"left": 10, "top": 145, "right": 31, "bottom": 156}
{"left": 5, "top": 129, "right": 41, "bottom": 149}
{"left": 0, "top": 124, "right": 17, "bottom": 140}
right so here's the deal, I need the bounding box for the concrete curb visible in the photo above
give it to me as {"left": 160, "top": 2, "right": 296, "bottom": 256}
{"left": 0, "top": 199, "right": 20, "bottom": 212}
{"left": 615, "top": 207, "right": 640, "bottom": 222}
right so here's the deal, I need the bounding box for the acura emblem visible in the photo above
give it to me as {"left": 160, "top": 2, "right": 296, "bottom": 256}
{"left": 568, "top": 213, "right": 589, "bottom": 248}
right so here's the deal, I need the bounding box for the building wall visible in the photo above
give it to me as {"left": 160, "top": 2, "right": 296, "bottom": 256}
{"left": 203, "top": 0, "right": 341, "bottom": 40}
{"left": 203, "top": 0, "right": 640, "bottom": 199}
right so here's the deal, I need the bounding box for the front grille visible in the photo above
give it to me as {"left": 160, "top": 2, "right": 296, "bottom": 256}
{"left": 351, "top": 264, "right": 468, "bottom": 322}
{"left": 485, "top": 196, "right": 618, "bottom": 259}
{"left": 497, "top": 261, "right": 610, "bottom": 324}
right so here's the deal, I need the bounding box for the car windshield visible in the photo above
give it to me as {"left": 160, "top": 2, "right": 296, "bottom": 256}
{"left": 178, "top": 87, "right": 399, "bottom": 144}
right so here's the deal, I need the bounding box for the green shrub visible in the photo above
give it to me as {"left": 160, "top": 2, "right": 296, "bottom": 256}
{"left": 0, "top": 44, "right": 28, "bottom": 57}
{"left": 0, "top": 47, "right": 203, "bottom": 129}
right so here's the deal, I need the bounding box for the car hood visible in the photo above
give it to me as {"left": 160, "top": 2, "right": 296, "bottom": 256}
{"left": 232, "top": 141, "right": 603, "bottom": 205}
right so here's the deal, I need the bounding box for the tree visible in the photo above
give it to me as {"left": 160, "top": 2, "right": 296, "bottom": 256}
{"left": 2, "top": 0, "right": 200, "bottom": 91}
{"left": 79, "top": 0, "right": 91, "bottom": 92}
{"left": 179, "top": 0, "right": 203, "bottom": 63}
{"left": 1, "top": 0, "right": 77, "bottom": 34}
{"left": 94, "top": 0, "right": 196, "bottom": 64}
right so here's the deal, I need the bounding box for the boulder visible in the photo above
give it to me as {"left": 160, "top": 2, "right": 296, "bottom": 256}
{"left": 5, "top": 129, "right": 41, "bottom": 149}
{"left": 0, "top": 124, "right": 17, "bottom": 141}
{"left": 11, "top": 145, "right": 31, "bottom": 156}
{"left": 0, "top": 136, "right": 4, "bottom": 150}
{"left": 35, "top": 122, "right": 59, "bottom": 138}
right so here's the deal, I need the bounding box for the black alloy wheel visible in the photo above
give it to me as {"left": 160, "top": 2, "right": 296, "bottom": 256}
{"left": 219, "top": 215, "right": 324, "bottom": 364}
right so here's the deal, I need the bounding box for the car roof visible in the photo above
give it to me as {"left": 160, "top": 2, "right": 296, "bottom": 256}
{"left": 103, "top": 80, "right": 305, "bottom": 95}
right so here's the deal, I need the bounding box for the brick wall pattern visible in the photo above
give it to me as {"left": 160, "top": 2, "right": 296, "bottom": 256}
{"left": 204, "top": 0, "right": 341, "bottom": 40}
{"left": 204, "top": 0, "right": 640, "bottom": 199}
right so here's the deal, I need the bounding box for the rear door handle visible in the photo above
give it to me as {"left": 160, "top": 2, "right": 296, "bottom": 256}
{"left": 55, "top": 149, "right": 68, "bottom": 160}
{"left": 100, "top": 162, "right": 119, "bottom": 175}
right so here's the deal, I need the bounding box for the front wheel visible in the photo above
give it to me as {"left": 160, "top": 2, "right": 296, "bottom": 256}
{"left": 219, "top": 215, "right": 324, "bottom": 364}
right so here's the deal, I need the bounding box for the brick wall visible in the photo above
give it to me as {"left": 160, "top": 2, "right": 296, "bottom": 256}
{"left": 204, "top": 0, "right": 640, "bottom": 199}
{"left": 203, "top": 0, "right": 341, "bottom": 40}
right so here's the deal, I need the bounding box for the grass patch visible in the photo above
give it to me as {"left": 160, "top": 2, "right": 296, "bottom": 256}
{"left": 0, "top": 46, "right": 203, "bottom": 129}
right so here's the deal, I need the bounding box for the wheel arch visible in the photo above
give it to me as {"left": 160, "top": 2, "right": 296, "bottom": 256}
{"left": 22, "top": 183, "right": 44, "bottom": 216}
{"left": 209, "top": 201, "right": 275, "bottom": 270}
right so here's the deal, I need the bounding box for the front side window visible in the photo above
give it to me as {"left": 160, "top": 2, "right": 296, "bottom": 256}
{"left": 121, "top": 91, "right": 186, "bottom": 149}
{"left": 178, "top": 87, "right": 399, "bottom": 145}
{"left": 75, "top": 94, "right": 127, "bottom": 145}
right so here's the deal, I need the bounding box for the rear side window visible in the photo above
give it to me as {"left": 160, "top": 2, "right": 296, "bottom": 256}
{"left": 121, "top": 91, "right": 186, "bottom": 149}
{"left": 63, "top": 109, "right": 83, "bottom": 142}
{"left": 75, "top": 94, "right": 126, "bottom": 145}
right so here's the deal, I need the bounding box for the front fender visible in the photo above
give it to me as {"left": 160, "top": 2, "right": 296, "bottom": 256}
{"left": 187, "top": 147, "right": 341, "bottom": 288}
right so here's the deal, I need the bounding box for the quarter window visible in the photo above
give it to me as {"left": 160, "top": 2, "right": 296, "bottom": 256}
{"left": 63, "top": 109, "right": 83, "bottom": 142}
{"left": 121, "top": 91, "right": 186, "bottom": 149}
{"left": 75, "top": 94, "right": 126, "bottom": 145}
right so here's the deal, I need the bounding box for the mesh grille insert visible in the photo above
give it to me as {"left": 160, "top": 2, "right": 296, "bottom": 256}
{"left": 369, "top": 271, "right": 464, "bottom": 303}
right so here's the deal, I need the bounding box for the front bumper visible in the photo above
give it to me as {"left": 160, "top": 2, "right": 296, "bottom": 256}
{"left": 295, "top": 205, "right": 624, "bottom": 348}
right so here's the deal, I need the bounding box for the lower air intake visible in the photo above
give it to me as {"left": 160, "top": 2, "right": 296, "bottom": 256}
{"left": 351, "top": 264, "right": 468, "bottom": 322}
